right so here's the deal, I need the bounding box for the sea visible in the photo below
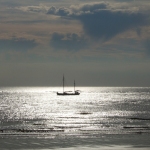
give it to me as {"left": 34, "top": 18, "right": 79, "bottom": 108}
{"left": 0, "top": 87, "right": 150, "bottom": 150}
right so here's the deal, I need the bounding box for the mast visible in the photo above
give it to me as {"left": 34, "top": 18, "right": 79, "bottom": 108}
{"left": 63, "top": 75, "right": 64, "bottom": 93}
{"left": 74, "top": 80, "right": 75, "bottom": 92}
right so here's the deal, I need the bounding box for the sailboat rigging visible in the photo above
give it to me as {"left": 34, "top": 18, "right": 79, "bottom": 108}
{"left": 57, "top": 75, "right": 80, "bottom": 96}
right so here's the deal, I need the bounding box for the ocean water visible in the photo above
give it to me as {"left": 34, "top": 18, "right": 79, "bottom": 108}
{"left": 0, "top": 87, "right": 150, "bottom": 150}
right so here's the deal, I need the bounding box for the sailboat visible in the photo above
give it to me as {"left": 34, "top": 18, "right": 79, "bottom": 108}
{"left": 57, "top": 75, "right": 80, "bottom": 96}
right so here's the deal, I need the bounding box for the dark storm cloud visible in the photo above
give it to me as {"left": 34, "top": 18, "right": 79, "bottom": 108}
{"left": 0, "top": 38, "right": 37, "bottom": 51}
{"left": 47, "top": 3, "right": 149, "bottom": 40}
{"left": 50, "top": 32, "right": 89, "bottom": 51}
{"left": 75, "top": 10, "right": 147, "bottom": 40}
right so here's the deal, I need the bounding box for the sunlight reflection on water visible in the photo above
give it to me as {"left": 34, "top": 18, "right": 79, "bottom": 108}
{"left": 0, "top": 87, "right": 150, "bottom": 149}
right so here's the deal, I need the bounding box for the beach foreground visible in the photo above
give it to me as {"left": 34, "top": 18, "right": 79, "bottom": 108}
{"left": 0, "top": 134, "right": 150, "bottom": 150}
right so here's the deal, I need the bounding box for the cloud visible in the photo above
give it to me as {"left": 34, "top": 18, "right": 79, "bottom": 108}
{"left": 50, "top": 32, "right": 89, "bottom": 51}
{"left": 47, "top": 2, "right": 150, "bottom": 41}
{"left": 47, "top": 6, "right": 70, "bottom": 16}
{"left": 0, "top": 38, "right": 37, "bottom": 51}
{"left": 18, "top": 5, "right": 49, "bottom": 13}
{"left": 71, "top": 2, "right": 108, "bottom": 13}
{"left": 76, "top": 10, "right": 147, "bottom": 41}
{"left": 47, "top": 3, "right": 107, "bottom": 16}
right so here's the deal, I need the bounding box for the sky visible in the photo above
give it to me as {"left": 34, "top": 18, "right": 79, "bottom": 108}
{"left": 0, "top": 0, "right": 150, "bottom": 87}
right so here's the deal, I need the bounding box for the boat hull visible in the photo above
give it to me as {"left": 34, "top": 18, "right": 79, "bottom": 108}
{"left": 57, "top": 92, "right": 80, "bottom": 96}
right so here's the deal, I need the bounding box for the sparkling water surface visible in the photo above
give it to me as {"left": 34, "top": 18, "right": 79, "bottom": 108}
{"left": 0, "top": 87, "right": 150, "bottom": 149}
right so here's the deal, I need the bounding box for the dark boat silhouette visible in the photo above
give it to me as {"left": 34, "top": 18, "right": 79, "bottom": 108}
{"left": 57, "top": 75, "right": 80, "bottom": 96}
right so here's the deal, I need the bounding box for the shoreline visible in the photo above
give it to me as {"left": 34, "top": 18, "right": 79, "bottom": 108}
{"left": 0, "top": 133, "right": 150, "bottom": 150}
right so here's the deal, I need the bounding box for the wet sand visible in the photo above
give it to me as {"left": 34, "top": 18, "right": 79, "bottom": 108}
{"left": 0, "top": 133, "right": 150, "bottom": 150}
